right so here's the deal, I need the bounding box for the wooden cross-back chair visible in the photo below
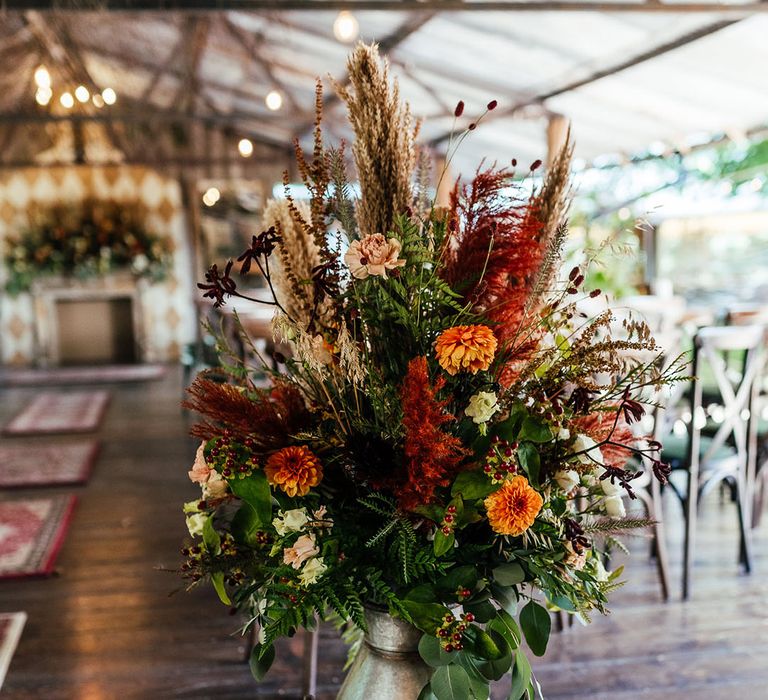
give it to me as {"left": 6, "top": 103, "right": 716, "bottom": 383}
{"left": 663, "top": 325, "right": 764, "bottom": 599}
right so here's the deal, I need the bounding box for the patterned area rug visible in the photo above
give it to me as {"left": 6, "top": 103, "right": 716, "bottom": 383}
{"left": 0, "top": 364, "right": 167, "bottom": 386}
{"left": 0, "top": 441, "right": 99, "bottom": 488}
{"left": 3, "top": 391, "right": 110, "bottom": 436}
{"left": 0, "top": 496, "right": 76, "bottom": 578}
{"left": 0, "top": 612, "right": 26, "bottom": 690}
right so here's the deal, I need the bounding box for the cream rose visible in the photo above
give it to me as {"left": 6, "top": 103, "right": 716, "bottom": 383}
{"left": 273, "top": 508, "right": 310, "bottom": 536}
{"left": 598, "top": 467, "right": 621, "bottom": 496}
{"left": 203, "top": 470, "right": 228, "bottom": 500}
{"left": 344, "top": 234, "right": 406, "bottom": 279}
{"left": 283, "top": 534, "right": 319, "bottom": 570}
{"left": 465, "top": 391, "right": 500, "bottom": 425}
{"left": 185, "top": 513, "right": 208, "bottom": 537}
{"left": 573, "top": 433, "right": 604, "bottom": 466}
{"left": 603, "top": 495, "right": 626, "bottom": 518}
{"left": 554, "top": 469, "right": 580, "bottom": 493}
{"left": 299, "top": 557, "right": 328, "bottom": 586}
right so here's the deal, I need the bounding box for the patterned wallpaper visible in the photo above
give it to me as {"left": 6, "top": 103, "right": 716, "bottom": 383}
{"left": 0, "top": 165, "right": 196, "bottom": 366}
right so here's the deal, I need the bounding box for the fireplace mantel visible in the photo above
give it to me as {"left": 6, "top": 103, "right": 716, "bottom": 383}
{"left": 31, "top": 274, "right": 147, "bottom": 367}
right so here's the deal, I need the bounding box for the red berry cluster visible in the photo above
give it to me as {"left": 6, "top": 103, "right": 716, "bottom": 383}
{"left": 483, "top": 436, "right": 519, "bottom": 484}
{"left": 435, "top": 612, "right": 475, "bottom": 653}
{"left": 209, "top": 435, "right": 259, "bottom": 480}
{"left": 440, "top": 504, "right": 458, "bottom": 537}
{"left": 455, "top": 586, "right": 472, "bottom": 602}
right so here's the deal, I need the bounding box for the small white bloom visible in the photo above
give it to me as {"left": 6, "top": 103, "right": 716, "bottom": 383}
{"left": 598, "top": 467, "right": 621, "bottom": 496}
{"left": 554, "top": 469, "right": 580, "bottom": 492}
{"left": 273, "top": 508, "right": 310, "bottom": 536}
{"left": 298, "top": 557, "right": 328, "bottom": 586}
{"left": 465, "top": 391, "right": 500, "bottom": 425}
{"left": 558, "top": 427, "right": 571, "bottom": 441}
{"left": 186, "top": 513, "right": 207, "bottom": 537}
{"left": 594, "top": 557, "right": 610, "bottom": 582}
{"left": 183, "top": 499, "right": 202, "bottom": 514}
{"left": 603, "top": 495, "right": 626, "bottom": 518}
{"left": 573, "top": 434, "right": 604, "bottom": 467}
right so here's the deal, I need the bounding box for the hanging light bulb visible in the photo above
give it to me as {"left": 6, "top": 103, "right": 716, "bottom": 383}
{"left": 202, "top": 187, "right": 221, "bottom": 207}
{"left": 102, "top": 87, "right": 117, "bottom": 105}
{"left": 238, "top": 138, "right": 254, "bottom": 157}
{"left": 34, "top": 66, "right": 51, "bottom": 89}
{"left": 333, "top": 11, "right": 359, "bottom": 43}
{"left": 265, "top": 90, "right": 283, "bottom": 111}
{"left": 60, "top": 92, "right": 75, "bottom": 109}
{"left": 35, "top": 87, "right": 52, "bottom": 106}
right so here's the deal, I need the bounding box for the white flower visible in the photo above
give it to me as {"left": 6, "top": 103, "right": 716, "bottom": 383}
{"left": 603, "top": 495, "right": 626, "bottom": 518}
{"left": 465, "top": 391, "right": 500, "bottom": 425}
{"left": 183, "top": 499, "right": 202, "bottom": 514}
{"left": 299, "top": 557, "right": 328, "bottom": 586}
{"left": 598, "top": 467, "right": 621, "bottom": 496}
{"left": 558, "top": 427, "right": 571, "bottom": 440}
{"left": 186, "top": 513, "right": 207, "bottom": 537}
{"left": 594, "top": 557, "right": 610, "bottom": 582}
{"left": 554, "top": 469, "right": 580, "bottom": 492}
{"left": 572, "top": 433, "right": 604, "bottom": 467}
{"left": 203, "top": 470, "right": 228, "bottom": 500}
{"left": 273, "top": 508, "right": 309, "bottom": 536}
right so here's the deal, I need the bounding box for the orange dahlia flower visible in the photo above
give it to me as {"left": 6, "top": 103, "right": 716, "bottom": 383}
{"left": 265, "top": 446, "right": 323, "bottom": 497}
{"left": 484, "top": 475, "right": 542, "bottom": 536}
{"left": 435, "top": 324, "right": 497, "bottom": 376}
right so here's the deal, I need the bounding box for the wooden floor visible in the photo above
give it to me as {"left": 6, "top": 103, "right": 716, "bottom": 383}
{"left": 1, "top": 369, "right": 767, "bottom": 699}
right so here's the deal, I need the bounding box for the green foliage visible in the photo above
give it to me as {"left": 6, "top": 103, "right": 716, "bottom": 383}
{"left": 248, "top": 643, "right": 275, "bottom": 681}
{"left": 519, "top": 601, "right": 551, "bottom": 657}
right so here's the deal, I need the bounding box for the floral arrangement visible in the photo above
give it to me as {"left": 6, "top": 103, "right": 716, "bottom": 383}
{"left": 3, "top": 199, "right": 172, "bottom": 294}
{"left": 181, "top": 44, "right": 681, "bottom": 699}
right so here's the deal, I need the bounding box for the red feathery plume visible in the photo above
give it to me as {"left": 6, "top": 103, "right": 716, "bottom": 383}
{"left": 183, "top": 374, "right": 310, "bottom": 451}
{"left": 572, "top": 408, "right": 638, "bottom": 469}
{"left": 399, "top": 357, "right": 469, "bottom": 511}
{"left": 442, "top": 166, "right": 547, "bottom": 370}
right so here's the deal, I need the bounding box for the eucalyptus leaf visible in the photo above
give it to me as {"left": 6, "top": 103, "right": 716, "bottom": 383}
{"left": 493, "top": 562, "right": 525, "bottom": 586}
{"left": 437, "top": 566, "right": 478, "bottom": 597}
{"left": 418, "top": 634, "right": 454, "bottom": 667}
{"left": 402, "top": 600, "right": 451, "bottom": 632}
{"left": 431, "top": 664, "right": 471, "bottom": 700}
{"left": 417, "top": 684, "right": 438, "bottom": 700}
{"left": 487, "top": 610, "right": 522, "bottom": 650}
{"left": 516, "top": 442, "right": 541, "bottom": 486}
{"left": 519, "top": 601, "right": 551, "bottom": 657}
{"left": 464, "top": 599, "right": 496, "bottom": 623}
{"left": 518, "top": 416, "right": 552, "bottom": 443}
{"left": 248, "top": 643, "right": 275, "bottom": 682}
{"left": 507, "top": 650, "right": 533, "bottom": 700}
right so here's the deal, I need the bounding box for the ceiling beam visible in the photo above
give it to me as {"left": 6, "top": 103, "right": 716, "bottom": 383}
{"left": 428, "top": 18, "right": 741, "bottom": 146}
{"left": 1, "top": 1, "right": 766, "bottom": 13}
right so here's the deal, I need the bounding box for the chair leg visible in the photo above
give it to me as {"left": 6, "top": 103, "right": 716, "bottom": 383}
{"left": 650, "top": 478, "right": 671, "bottom": 601}
{"left": 735, "top": 481, "right": 754, "bottom": 573}
{"left": 302, "top": 623, "right": 320, "bottom": 699}
{"left": 683, "top": 471, "right": 698, "bottom": 601}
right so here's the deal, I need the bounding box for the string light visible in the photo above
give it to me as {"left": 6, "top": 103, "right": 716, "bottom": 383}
{"left": 60, "top": 92, "right": 75, "bottom": 109}
{"left": 75, "top": 85, "right": 90, "bottom": 103}
{"left": 102, "top": 88, "right": 117, "bottom": 105}
{"left": 202, "top": 187, "right": 221, "bottom": 207}
{"left": 35, "top": 87, "right": 52, "bottom": 106}
{"left": 238, "top": 138, "right": 254, "bottom": 158}
{"left": 333, "top": 11, "right": 359, "bottom": 43}
{"left": 92, "top": 94, "right": 105, "bottom": 108}
{"left": 34, "top": 66, "right": 51, "bottom": 89}
{"left": 265, "top": 90, "right": 282, "bottom": 111}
